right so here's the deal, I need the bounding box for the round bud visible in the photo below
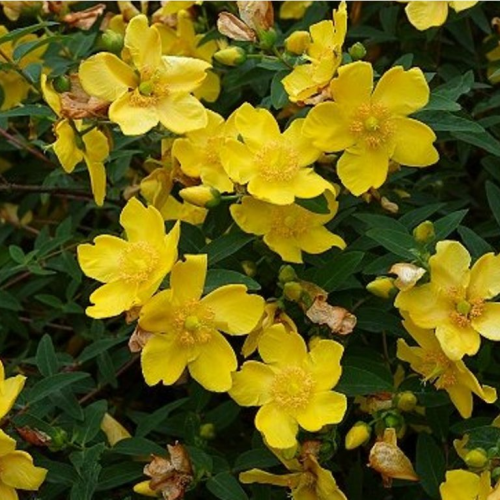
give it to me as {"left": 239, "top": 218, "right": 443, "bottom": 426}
{"left": 464, "top": 448, "right": 488, "bottom": 469}
{"left": 283, "top": 281, "right": 303, "bottom": 302}
{"left": 179, "top": 186, "right": 221, "bottom": 208}
{"left": 345, "top": 422, "right": 371, "bottom": 450}
{"left": 53, "top": 75, "right": 71, "bottom": 93}
{"left": 348, "top": 42, "right": 367, "bottom": 61}
{"left": 413, "top": 220, "right": 435, "bottom": 244}
{"left": 199, "top": 423, "right": 216, "bottom": 440}
{"left": 366, "top": 277, "right": 396, "bottom": 299}
{"left": 100, "top": 29, "right": 124, "bottom": 54}
{"left": 278, "top": 265, "right": 297, "bottom": 284}
{"left": 213, "top": 46, "right": 246, "bottom": 67}
{"left": 396, "top": 391, "right": 418, "bottom": 413}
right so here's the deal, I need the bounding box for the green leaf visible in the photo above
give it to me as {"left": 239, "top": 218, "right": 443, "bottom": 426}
{"left": 270, "top": 71, "right": 290, "bottom": 110}
{"left": 458, "top": 226, "right": 493, "bottom": 258}
{"left": 452, "top": 130, "right": 500, "bottom": 157}
{"left": 416, "top": 434, "right": 446, "bottom": 499}
{"left": 9, "top": 245, "right": 25, "bottom": 264}
{"left": 136, "top": 398, "right": 189, "bottom": 437}
{"left": 206, "top": 472, "right": 249, "bottom": 500}
{"left": 0, "top": 21, "right": 59, "bottom": 45}
{"left": 36, "top": 334, "right": 59, "bottom": 377}
{"left": 422, "top": 93, "right": 461, "bottom": 112}
{"left": 0, "top": 290, "right": 22, "bottom": 311}
{"left": 203, "top": 232, "right": 254, "bottom": 266}
{"left": 433, "top": 70, "right": 474, "bottom": 101}
{"left": 69, "top": 443, "right": 105, "bottom": 500}
{"left": 204, "top": 269, "right": 261, "bottom": 293}
{"left": 112, "top": 437, "right": 166, "bottom": 456}
{"left": 295, "top": 193, "right": 330, "bottom": 214}
{"left": 96, "top": 462, "right": 143, "bottom": 491}
{"left": 13, "top": 36, "right": 59, "bottom": 62}
{"left": 0, "top": 104, "right": 54, "bottom": 118}
{"left": 486, "top": 181, "right": 500, "bottom": 229}
{"left": 312, "top": 252, "right": 364, "bottom": 292}
{"left": 77, "top": 338, "right": 126, "bottom": 364}
{"left": 416, "top": 111, "right": 484, "bottom": 133}
{"left": 73, "top": 400, "right": 107, "bottom": 446}
{"left": 433, "top": 209, "right": 468, "bottom": 240}
{"left": 28, "top": 372, "right": 90, "bottom": 404}
{"left": 465, "top": 426, "right": 500, "bottom": 449}
{"left": 188, "top": 446, "right": 214, "bottom": 476}
{"left": 233, "top": 449, "right": 280, "bottom": 472}
{"left": 366, "top": 228, "right": 416, "bottom": 259}
{"left": 336, "top": 356, "right": 393, "bottom": 396}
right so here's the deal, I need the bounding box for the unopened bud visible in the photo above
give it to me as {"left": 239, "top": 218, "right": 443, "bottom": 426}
{"left": 345, "top": 422, "right": 371, "bottom": 450}
{"left": 396, "top": 391, "right": 417, "bottom": 413}
{"left": 285, "top": 30, "right": 311, "bottom": 54}
{"left": 200, "top": 423, "right": 216, "bottom": 440}
{"left": 241, "top": 260, "right": 257, "bottom": 277}
{"left": 384, "top": 412, "right": 404, "bottom": 431}
{"left": 258, "top": 28, "right": 278, "bottom": 50}
{"left": 348, "top": 42, "right": 367, "bottom": 61}
{"left": 100, "top": 29, "right": 124, "bottom": 54}
{"left": 283, "top": 281, "right": 303, "bottom": 302}
{"left": 214, "top": 46, "right": 246, "bottom": 66}
{"left": 278, "top": 265, "right": 297, "bottom": 284}
{"left": 53, "top": 75, "right": 71, "bottom": 93}
{"left": 413, "top": 220, "right": 435, "bottom": 244}
{"left": 366, "top": 277, "right": 396, "bottom": 299}
{"left": 464, "top": 448, "right": 488, "bottom": 469}
{"left": 492, "top": 466, "right": 500, "bottom": 482}
{"left": 179, "top": 186, "right": 221, "bottom": 208}
{"left": 49, "top": 428, "right": 68, "bottom": 451}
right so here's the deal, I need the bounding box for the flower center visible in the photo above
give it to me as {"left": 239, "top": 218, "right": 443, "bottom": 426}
{"left": 350, "top": 102, "right": 394, "bottom": 149}
{"left": 420, "top": 350, "right": 456, "bottom": 389}
{"left": 450, "top": 298, "right": 484, "bottom": 327}
{"left": 270, "top": 206, "right": 312, "bottom": 238}
{"left": 271, "top": 366, "right": 315, "bottom": 412}
{"left": 255, "top": 140, "right": 300, "bottom": 183}
{"left": 118, "top": 241, "right": 160, "bottom": 284}
{"left": 172, "top": 299, "right": 215, "bottom": 346}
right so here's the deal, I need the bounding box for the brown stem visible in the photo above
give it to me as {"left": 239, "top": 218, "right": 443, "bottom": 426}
{"left": 0, "top": 127, "right": 52, "bottom": 165}
{"left": 0, "top": 181, "right": 95, "bottom": 200}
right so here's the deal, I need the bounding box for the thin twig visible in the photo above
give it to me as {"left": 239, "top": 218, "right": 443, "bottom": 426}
{"left": 0, "top": 127, "right": 53, "bottom": 165}
{"left": 0, "top": 181, "right": 95, "bottom": 200}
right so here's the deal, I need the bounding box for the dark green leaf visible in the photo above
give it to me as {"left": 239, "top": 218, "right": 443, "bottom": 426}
{"left": 36, "top": 334, "right": 58, "bottom": 377}
{"left": 366, "top": 229, "right": 416, "bottom": 259}
{"left": 206, "top": 472, "right": 249, "bottom": 500}
{"left": 112, "top": 437, "right": 166, "bottom": 456}
{"left": 433, "top": 209, "right": 468, "bottom": 240}
{"left": 486, "top": 181, "right": 500, "bottom": 229}
{"left": 337, "top": 356, "right": 393, "bottom": 396}
{"left": 416, "top": 434, "right": 446, "bottom": 499}
{"left": 233, "top": 449, "right": 280, "bottom": 472}
{"left": 313, "top": 251, "right": 364, "bottom": 292}
{"left": 204, "top": 269, "right": 261, "bottom": 293}
{"left": 29, "top": 372, "right": 90, "bottom": 404}
{"left": 203, "top": 232, "right": 254, "bottom": 266}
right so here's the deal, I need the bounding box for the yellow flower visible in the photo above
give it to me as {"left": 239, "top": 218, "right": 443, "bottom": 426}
{"left": 396, "top": 241, "right": 500, "bottom": 360}
{"left": 172, "top": 110, "right": 235, "bottom": 193}
{"left": 0, "top": 1, "right": 42, "bottom": 21}
{"left": 403, "top": 2, "right": 478, "bottom": 31}
{"left": 0, "top": 361, "right": 26, "bottom": 420}
{"left": 242, "top": 302, "right": 297, "bottom": 358}
{"left": 229, "top": 324, "right": 347, "bottom": 449}
{"left": 304, "top": 61, "right": 439, "bottom": 195}
{"left": 155, "top": 1, "right": 198, "bottom": 16}
{"left": 396, "top": 315, "right": 497, "bottom": 418}
{"left": 221, "top": 103, "right": 329, "bottom": 205}
{"left": 139, "top": 254, "right": 265, "bottom": 392}
{"left": 279, "top": 1, "right": 313, "bottom": 20}
{"left": 230, "top": 190, "right": 345, "bottom": 263}
{"left": 77, "top": 197, "right": 180, "bottom": 319}
{"left": 100, "top": 413, "right": 131, "bottom": 447}
{"left": 0, "top": 429, "right": 47, "bottom": 499}
{"left": 0, "top": 26, "right": 45, "bottom": 110}
{"left": 140, "top": 167, "right": 207, "bottom": 225}
{"left": 240, "top": 445, "right": 347, "bottom": 500}
{"left": 41, "top": 75, "right": 109, "bottom": 206}
{"left": 440, "top": 470, "right": 496, "bottom": 500}
{"left": 282, "top": 2, "right": 347, "bottom": 103}
{"left": 79, "top": 15, "right": 210, "bottom": 136}
{"left": 155, "top": 9, "right": 220, "bottom": 103}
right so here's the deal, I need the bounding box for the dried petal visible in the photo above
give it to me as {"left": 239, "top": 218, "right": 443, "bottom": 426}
{"left": 60, "top": 74, "right": 109, "bottom": 119}
{"left": 16, "top": 427, "right": 51, "bottom": 447}
{"left": 306, "top": 297, "right": 356, "bottom": 335}
{"left": 63, "top": 4, "right": 106, "bottom": 30}
{"left": 217, "top": 12, "right": 256, "bottom": 42}
{"left": 129, "top": 325, "right": 153, "bottom": 353}
{"left": 237, "top": 0, "right": 274, "bottom": 31}
{"left": 390, "top": 263, "right": 426, "bottom": 291}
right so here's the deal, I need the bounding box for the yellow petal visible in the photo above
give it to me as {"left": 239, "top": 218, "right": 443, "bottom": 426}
{"left": 258, "top": 326, "right": 307, "bottom": 367}
{"left": 79, "top": 52, "right": 138, "bottom": 102}
{"left": 235, "top": 103, "right": 281, "bottom": 153}
{"left": 53, "top": 120, "right": 84, "bottom": 173}
{"left": 86, "top": 281, "right": 138, "bottom": 319}
{"left": 295, "top": 226, "right": 346, "bottom": 255}
{"left": 240, "top": 469, "right": 301, "bottom": 487}
{"left": 40, "top": 74, "right": 61, "bottom": 115}
{"left": 77, "top": 235, "right": 128, "bottom": 283}
{"left": 193, "top": 70, "right": 221, "bottom": 103}
{"left": 396, "top": 339, "right": 423, "bottom": 367}
{"left": 435, "top": 322, "right": 480, "bottom": 360}
{"left": 0, "top": 483, "right": 17, "bottom": 500}
{"left": 156, "top": 92, "right": 208, "bottom": 135}
{"left": 279, "top": 1, "right": 312, "bottom": 20}
{"left": 372, "top": 66, "right": 430, "bottom": 116}
{"left": 472, "top": 303, "right": 500, "bottom": 341}
{"left": 83, "top": 128, "right": 109, "bottom": 164}
{"left": 282, "top": 64, "right": 317, "bottom": 103}
{"left": 303, "top": 102, "right": 355, "bottom": 152}
{"left": 309, "top": 454, "right": 347, "bottom": 500}
{"left": 430, "top": 240, "right": 471, "bottom": 291}
{"left": 141, "top": 333, "right": 188, "bottom": 386}
{"left": 133, "top": 480, "right": 159, "bottom": 497}
{"left": 296, "top": 391, "right": 347, "bottom": 431}
{"left": 309, "top": 340, "right": 344, "bottom": 391}
{"left": 0, "top": 376, "right": 26, "bottom": 421}
{"left": 170, "top": 254, "right": 206, "bottom": 303}
{"left": 337, "top": 146, "right": 389, "bottom": 196}
{"left": 283, "top": 118, "right": 322, "bottom": 167}
{"left": 0, "top": 451, "right": 47, "bottom": 490}
{"left": 120, "top": 197, "right": 166, "bottom": 247}
{"left": 401, "top": 315, "right": 442, "bottom": 351}
{"left": 439, "top": 470, "right": 481, "bottom": 500}
{"left": 391, "top": 117, "right": 438, "bottom": 166}
{"left": 124, "top": 14, "right": 161, "bottom": 71}
{"left": 100, "top": 413, "right": 131, "bottom": 446}
{"left": 331, "top": 61, "right": 374, "bottom": 113}
{"left": 139, "top": 290, "right": 175, "bottom": 333}
{"left": 447, "top": 383, "right": 473, "bottom": 418}
{"left": 255, "top": 403, "right": 299, "bottom": 449}
{"left": 405, "top": 1, "right": 448, "bottom": 31}
{"left": 109, "top": 91, "right": 159, "bottom": 135}
{"left": 449, "top": 1, "right": 478, "bottom": 12}
{"left": 201, "top": 285, "right": 264, "bottom": 335}
{"left": 264, "top": 233, "right": 303, "bottom": 263}
{"left": 0, "top": 431, "right": 16, "bottom": 457}
{"left": 85, "top": 161, "right": 106, "bottom": 207}
{"left": 188, "top": 331, "right": 237, "bottom": 392}
{"left": 220, "top": 139, "right": 256, "bottom": 185}
{"left": 230, "top": 197, "right": 272, "bottom": 236}
{"left": 230, "top": 361, "right": 275, "bottom": 406}
{"left": 469, "top": 253, "right": 500, "bottom": 300}
{"left": 161, "top": 55, "right": 211, "bottom": 93}
{"left": 247, "top": 176, "right": 297, "bottom": 205}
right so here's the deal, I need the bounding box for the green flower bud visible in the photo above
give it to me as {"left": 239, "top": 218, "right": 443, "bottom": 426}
{"left": 283, "top": 281, "right": 303, "bottom": 302}
{"left": 53, "top": 75, "right": 71, "bottom": 93}
{"left": 413, "top": 220, "right": 435, "bottom": 244}
{"left": 179, "top": 186, "right": 221, "bottom": 208}
{"left": 345, "top": 422, "right": 371, "bottom": 450}
{"left": 278, "top": 265, "right": 297, "bottom": 284}
{"left": 258, "top": 28, "right": 278, "bottom": 50}
{"left": 348, "top": 42, "right": 367, "bottom": 61}
{"left": 241, "top": 260, "right": 257, "bottom": 278}
{"left": 396, "top": 391, "right": 418, "bottom": 413}
{"left": 100, "top": 29, "right": 124, "bottom": 54}
{"left": 199, "top": 423, "right": 216, "bottom": 440}
{"left": 213, "top": 46, "right": 246, "bottom": 66}
{"left": 464, "top": 448, "right": 488, "bottom": 469}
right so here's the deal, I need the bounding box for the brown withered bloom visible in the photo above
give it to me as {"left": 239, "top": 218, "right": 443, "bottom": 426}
{"left": 59, "top": 74, "right": 108, "bottom": 120}
{"left": 217, "top": 1, "right": 273, "bottom": 42}
{"left": 389, "top": 263, "right": 426, "bottom": 292}
{"left": 134, "top": 444, "right": 194, "bottom": 500}
{"left": 128, "top": 325, "right": 153, "bottom": 353}
{"left": 63, "top": 4, "right": 106, "bottom": 30}
{"left": 306, "top": 297, "right": 357, "bottom": 336}
{"left": 368, "top": 428, "right": 418, "bottom": 487}
{"left": 217, "top": 12, "right": 257, "bottom": 42}
{"left": 16, "top": 427, "right": 51, "bottom": 447}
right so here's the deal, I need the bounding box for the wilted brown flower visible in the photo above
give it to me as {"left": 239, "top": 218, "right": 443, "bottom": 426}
{"left": 16, "top": 427, "right": 51, "bottom": 447}
{"left": 63, "top": 3, "right": 106, "bottom": 30}
{"left": 390, "top": 263, "right": 426, "bottom": 292}
{"left": 236, "top": 1, "right": 274, "bottom": 31}
{"left": 368, "top": 428, "right": 418, "bottom": 487}
{"left": 306, "top": 297, "right": 356, "bottom": 336}
{"left": 217, "top": 12, "right": 256, "bottom": 42}
{"left": 128, "top": 325, "right": 153, "bottom": 353}
{"left": 59, "top": 74, "right": 109, "bottom": 119}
